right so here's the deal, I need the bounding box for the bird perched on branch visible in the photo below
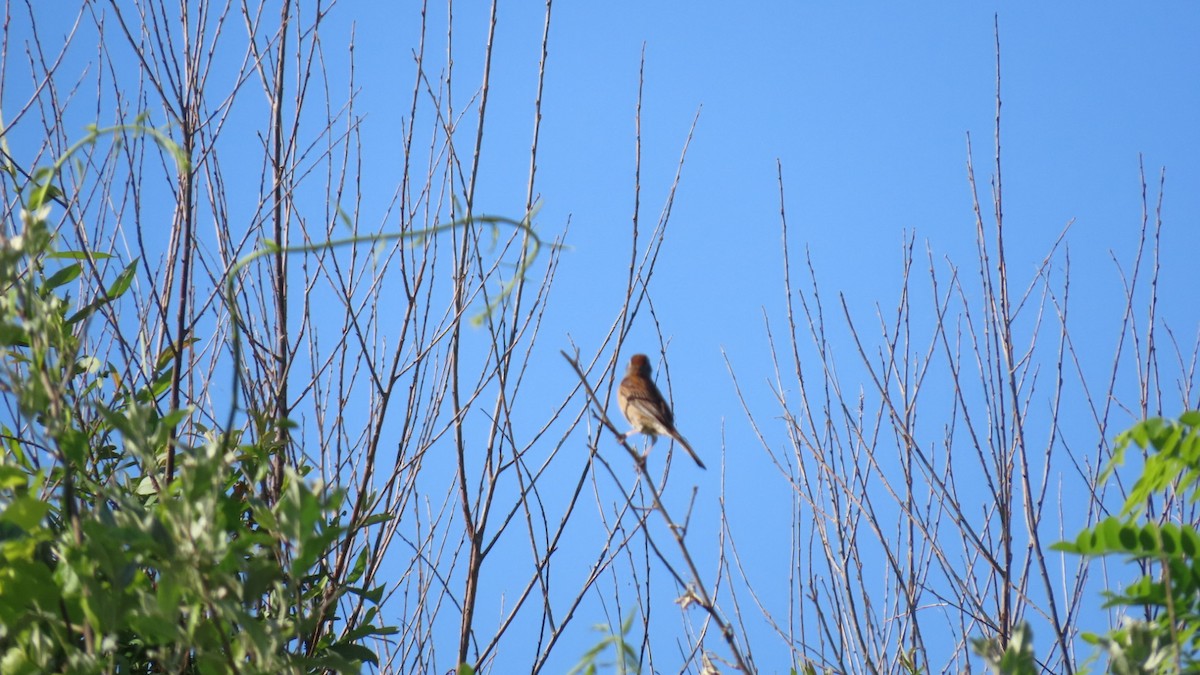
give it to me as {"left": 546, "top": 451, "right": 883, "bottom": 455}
{"left": 617, "top": 353, "right": 706, "bottom": 470}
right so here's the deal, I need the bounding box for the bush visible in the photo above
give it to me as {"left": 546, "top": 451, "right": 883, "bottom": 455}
{"left": 0, "top": 134, "right": 392, "bottom": 673}
{"left": 975, "top": 412, "right": 1200, "bottom": 674}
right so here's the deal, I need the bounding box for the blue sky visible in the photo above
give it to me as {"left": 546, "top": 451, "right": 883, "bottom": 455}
{"left": 426, "top": 4, "right": 1199, "bottom": 669}
{"left": 359, "top": 2, "right": 1199, "bottom": 392}
{"left": 6, "top": 2, "right": 1200, "bottom": 672}
{"left": 428, "top": 5, "right": 1200, "bottom": 670}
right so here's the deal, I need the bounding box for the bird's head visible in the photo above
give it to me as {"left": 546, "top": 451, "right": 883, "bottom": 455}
{"left": 627, "top": 353, "right": 653, "bottom": 377}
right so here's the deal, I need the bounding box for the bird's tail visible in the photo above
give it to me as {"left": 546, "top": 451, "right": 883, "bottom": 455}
{"left": 673, "top": 434, "right": 706, "bottom": 470}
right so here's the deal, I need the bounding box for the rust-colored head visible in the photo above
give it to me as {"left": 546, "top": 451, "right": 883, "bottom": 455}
{"left": 627, "top": 353, "right": 652, "bottom": 377}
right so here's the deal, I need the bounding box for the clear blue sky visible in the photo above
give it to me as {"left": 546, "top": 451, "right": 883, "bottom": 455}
{"left": 358, "top": 4, "right": 1200, "bottom": 669}
{"left": 7, "top": 3, "right": 1200, "bottom": 671}
{"left": 335, "top": 2, "right": 1200, "bottom": 416}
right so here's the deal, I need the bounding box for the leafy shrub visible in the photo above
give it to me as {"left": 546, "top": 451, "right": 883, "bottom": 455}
{"left": 976, "top": 412, "right": 1200, "bottom": 674}
{"left": 0, "top": 132, "right": 392, "bottom": 673}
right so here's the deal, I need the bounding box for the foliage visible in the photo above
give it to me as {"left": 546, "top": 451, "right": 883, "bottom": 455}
{"left": 0, "top": 134, "right": 392, "bottom": 672}
{"left": 566, "top": 612, "right": 639, "bottom": 675}
{"left": 977, "top": 413, "right": 1200, "bottom": 674}
{"left": 1051, "top": 412, "right": 1200, "bottom": 672}
{"left": 1085, "top": 618, "right": 1175, "bottom": 675}
{"left": 970, "top": 622, "right": 1037, "bottom": 675}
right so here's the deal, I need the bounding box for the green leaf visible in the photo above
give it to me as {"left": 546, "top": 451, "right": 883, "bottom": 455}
{"left": 160, "top": 407, "right": 190, "bottom": 429}
{"left": 136, "top": 369, "right": 174, "bottom": 403}
{"left": 42, "top": 263, "right": 81, "bottom": 290}
{"left": 0, "top": 465, "right": 29, "bottom": 490}
{"left": 345, "top": 584, "right": 386, "bottom": 604}
{"left": 359, "top": 512, "right": 393, "bottom": 527}
{"left": 0, "top": 495, "right": 51, "bottom": 531}
{"left": 0, "top": 325, "right": 28, "bottom": 348}
{"left": 1181, "top": 526, "right": 1200, "bottom": 557}
{"left": 58, "top": 427, "right": 90, "bottom": 466}
{"left": 325, "top": 642, "right": 378, "bottom": 666}
{"left": 66, "top": 300, "right": 100, "bottom": 324}
{"left": 346, "top": 546, "right": 369, "bottom": 585}
{"left": 107, "top": 258, "right": 139, "bottom": 299}
{"left": 65, "top": 258, "right": 140, "bottom": 324}
{"left": 48, "top": 250, "right": 112, "bottom": 261}
{"left": 1136, "top": 522, "right": 1159, "bottom": 554}
{"left": 1117, "top": 521, "right": 1140, "bottom": 552}
{"left": 340, "top": 612, "right": 390, "bottom": 642}
{"left": 26, "top": 170, "right": 61, "bottom": 210}
{"left": 155, "top": 337, "right": 199, "bottom": 371}
{"left": 1050, "top": 539, "right": 1079, "bottom": 554}
{"left": 1160, "top": 523, "right": 1180, "bottom": 555}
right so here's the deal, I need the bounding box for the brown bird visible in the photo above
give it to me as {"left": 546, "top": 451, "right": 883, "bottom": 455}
{"left": 617, "top": 353, "right": 706, "bottom": 470}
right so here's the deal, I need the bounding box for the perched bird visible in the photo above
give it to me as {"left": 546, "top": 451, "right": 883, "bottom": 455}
{"left": 617, "top": 353, "right": 706, "bottom": 470}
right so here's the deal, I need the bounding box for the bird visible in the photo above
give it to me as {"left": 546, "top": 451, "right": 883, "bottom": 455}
{"left": 617, "top": 353, "right": 706, "bottom": 470}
